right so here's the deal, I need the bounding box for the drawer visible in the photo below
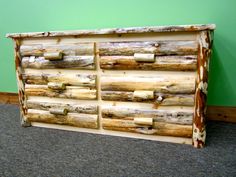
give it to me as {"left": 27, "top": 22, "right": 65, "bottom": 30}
{"left": 26, "top": 99, "right": 98, "bottom": 129}
{"left": 101, "top": 73, "right": 195, "bottom": 106}
{"left": 23, "top": 71, "right": 97, "bottom": 100}
{"left": 20, "top": 42, "right": 95, "bottom": 69}
{"left": 101, "top": 105, "right": 193, "bottom": 137}
{"left": 98, "top": 41, "right": 198, "bottom": 71}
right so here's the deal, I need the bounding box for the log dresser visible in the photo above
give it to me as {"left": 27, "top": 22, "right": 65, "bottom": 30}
{"left": 7, "top": 24, "right": 215, "bottom": 148}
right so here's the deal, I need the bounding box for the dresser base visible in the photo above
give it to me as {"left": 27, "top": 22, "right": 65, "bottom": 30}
{"left": 31, "top": 122, "right": 192, "bottom": 145}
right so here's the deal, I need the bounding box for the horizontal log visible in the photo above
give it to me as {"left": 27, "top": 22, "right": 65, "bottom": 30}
{"left": 7, "top": 24, "right": 215, "bottom": 38}
{"left": 133, "top": 90, "right": 154, "bottom": 101}
{"left": 22, "top": 73, "right": 96, "bottom": 88}
{"left": 102, "top": 106, "right": 193, "bottom": 125}
{"left": 101, "top": 75, "right": 195, "bottom": 94}
{"left": 27, "top": 100, "right": 98, "bottom": 114}
{"left": 99, "top": 41, "right": 198, "bottom": 56}
{"left": 25, "top": 84, "right": 97, "bottom": 100}
{"left": 100, "top": 55, "right": 197, "bottom": 71}
{"left": 101, "top": 91, "right": 194, "bottom": 106}
{"left": 44, "top": 51, "right": 63, "bottom": 60}
{"left": 22, "top": 56, "right": 95, "bottom": 69}
{"left": 27, "top": 109, "right": 98, "bottom": 129}
{"left": 102, "top": 119, "right": 192, "bottom": 137}
{"left": 20, "top": 43, "right": 94, "bottom": 56}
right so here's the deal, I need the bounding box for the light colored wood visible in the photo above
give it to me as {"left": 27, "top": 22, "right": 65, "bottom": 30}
{"left": 133, "top": 90, "right": 154, "bottom": 101}
{"left": 20, "top": 43, "right": 94, "bottom": 56}
{"left": 99, "top": 41, "right": 198, "bottom": 56}
{"left": 27, "top": 99, "right": 98, "bottom": 114}
{"left": 31, "top": 122, "right": 192, "bottom": 145}
{"left": 25, "top": 84, "right": 97, "bottom": 100}
{"left": 19, "top": 32, "right": 199, "bottom": 46}
{"left": 101, "top": 91, "right": 194, "bottom": 106}
{"left": 47, "top": 82, "right": 66, "bottom": 90}
{"left": 101, "top": 75, "right": 196, "bottom": 94}
{"left": 6, "top": 24, "right": 215, "bottom": 38}
{"left": 100, "top": 55, "right": 197, "bottom": 71}
{"left": 44, "top": 51, "right": 63, "bottom": 60}
{"left": 27, "top": 109, "right": 98, "bottom": 129}
{"left": 22, "top": 56, "right": 95, "bottom": 69}
{"left": 134, "top": 53, "right": 155, "bottom": 62}
{"left": 23, "top": 73, "right": 96, "bottom": 88}
{"left": 134, "top": 117, "right": 153, "bottom": 126}
{"left": 7, "top": 24, "right": 215, "bottom": 147}
{"left": 102, "top": 119, "right": 192, "bottom": 137}
{"left": 101, "top": 105, "right": 193, "bottom": 125}
{"left": 49, "top": 108, "right": 68, "bottom": 115}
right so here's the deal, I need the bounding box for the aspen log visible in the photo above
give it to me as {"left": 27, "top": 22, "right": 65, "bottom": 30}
{"left": 134, "top": 53, "right": 155, "bottom": 62}
{"left": 192, "top": 31, "right": 213, "bottom": 148}
{"left": 20, "top": 43, "right": 94, "bottom": 56}
{"left": 102, "top": 106, "right": 193, "bottom": 125}
{"left": 101, "top": 91, "right": 194, "bottom": 106}
{"left": 23, "top": 73, "right": 96, "bottom": 88}
{"left": 102, "top": 119, "right": 192, "bottom": 137}
{"left": 22, "top": 56, "right": 95, "bottom": 69}
{"left": 13, "top": 39, "right": 31, "bottom": 126}
{"left": 44, "top": 51, "right": 63, "bottom": 60}
{"left": 27, "top": 109, "right": 98, "bottom": 129}
{"left": 27, "top": 100, "right": 98, "bottom": 114}
{"left": 49, "top": 108, "right": 68, "bottom": 115}
{"left": 100, "top": 55, "right": 197, "bottom": 71}
{"left": 48, "top": 82, "right": 66, "bottom": 90}
{"left": 101, "top": 75, "right": 195, "bottom": 94}
{"left": 25, "top": 84, "right": 97, "bottom": 100}
{"left": 99, "top": 41, "right": 198, "bottom": 56}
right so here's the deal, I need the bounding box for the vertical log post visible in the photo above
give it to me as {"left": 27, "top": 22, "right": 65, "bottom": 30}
{"left": 193, "top": 30, "right": 213, "bottom": 148}
{"left": 14, "top": 39, "right": 31, "bottom": 127}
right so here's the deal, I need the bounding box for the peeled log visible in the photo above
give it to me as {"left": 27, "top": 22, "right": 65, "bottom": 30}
{"left": 102, "top": 106, "right": 193, "bottom": 125}
{"left": 27, "top": 100, "right": 98, "bottom": 114}
{"left": 101, "top": 91, "right": 194, "bottom": 106}
{"left": 23, "top": 73, "right": 96, "bottom": 88}
{"left": 101, "top": 75, "right": 195, "bottom": 94}
{"left": 27, "top": 109, "right": 98, "bottom": 129}
{"left": 100, "top": 55, "right": 197, "bottom": 71}
{"left": 99, "top": 41, "right": 198, "bottom": 56}
{"left": 102, "top": 118, "right": 192, "bottom": 137}
{"left": 20, "top": 43, "right": 94, "bottom": 56}
{"left": 22, "top": 56, "right": 95, "bottom": 69}
{"left": 134, "top": 117, "right": 153, "bottom": 126}
{"left": 25, "top": 84, "right": 97, "bottom": 100}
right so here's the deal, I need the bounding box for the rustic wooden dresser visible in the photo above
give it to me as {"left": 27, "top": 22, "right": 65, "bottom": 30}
{"left": 7, "top": 24, "right": 215, "bottom": 148}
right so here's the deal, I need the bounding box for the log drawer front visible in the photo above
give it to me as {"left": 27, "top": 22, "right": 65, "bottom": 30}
{"left": 7, "top": 24, "right": 215, "bottom": 148}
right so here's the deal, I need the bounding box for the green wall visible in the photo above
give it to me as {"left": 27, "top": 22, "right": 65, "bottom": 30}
{"left": 0, "top": 0, "right": 235, "bottom": 106}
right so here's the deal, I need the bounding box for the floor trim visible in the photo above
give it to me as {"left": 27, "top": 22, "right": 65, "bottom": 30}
{"left": 0, "top": 92, "right": 235, "bottom": 123}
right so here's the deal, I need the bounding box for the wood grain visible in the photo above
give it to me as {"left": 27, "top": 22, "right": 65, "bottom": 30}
{"left": 6, "top": 24, "right": 215, "bottom": 38}
{"left": 27, "top": 109, "right": 98, "bottom": 129}
{"left": 101, "top": 75, "right": 196, "bottom": 94}
{"left": 22, "top": 56, "right": 95, "bottom": 69}
{"left": 100, "top": 55, "right": 197, "bottom": 71}
{"left": 99, "top": 41, "right": 198, "bottom": 56}
{"left": 25, "top": 84, "right": 97, "bottom": 100}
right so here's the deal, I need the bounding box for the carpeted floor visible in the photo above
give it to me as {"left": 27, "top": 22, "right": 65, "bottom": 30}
{"left": 0, "top": 104, "right": 235, "bottom": 177}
